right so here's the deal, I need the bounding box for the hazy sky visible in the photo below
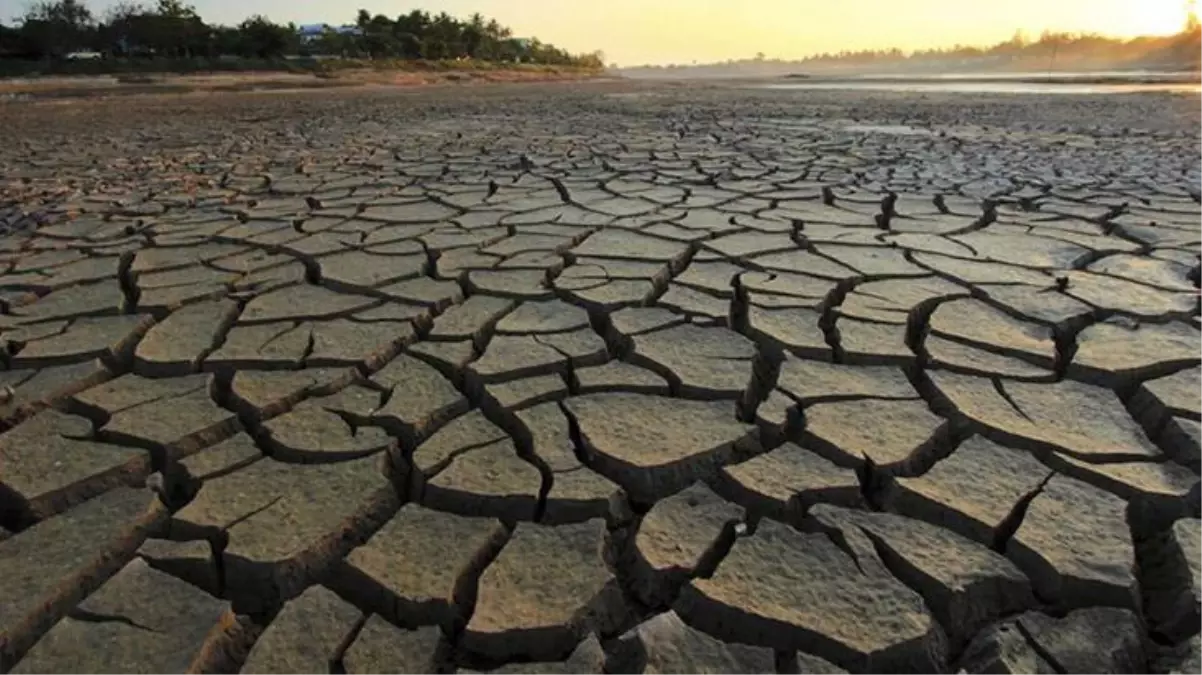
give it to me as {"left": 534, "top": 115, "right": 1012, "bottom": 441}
{"left": 0, "top": 0, "right": 1190, "bottom": 64}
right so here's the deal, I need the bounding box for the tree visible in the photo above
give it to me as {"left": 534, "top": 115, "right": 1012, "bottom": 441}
{"left": 236, "top": 14, "right": 293, "bottom": 58}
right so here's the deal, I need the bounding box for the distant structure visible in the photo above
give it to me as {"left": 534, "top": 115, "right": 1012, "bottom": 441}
{"left": 296, "top": 24, "right": 361, "bottom": 44}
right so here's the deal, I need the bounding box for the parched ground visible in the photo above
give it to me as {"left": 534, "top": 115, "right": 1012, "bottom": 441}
{"left": 0, "top": 81, "right": 1199, "bottom": 674}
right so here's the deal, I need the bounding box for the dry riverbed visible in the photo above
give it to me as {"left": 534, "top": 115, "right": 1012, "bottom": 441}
{"left": 0, "top": 80, "right": 1198, "bottom": 674}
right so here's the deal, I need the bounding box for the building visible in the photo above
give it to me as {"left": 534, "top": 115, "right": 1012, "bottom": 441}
{"left": 296, "top": 24, "right": 361, "bottom": 44}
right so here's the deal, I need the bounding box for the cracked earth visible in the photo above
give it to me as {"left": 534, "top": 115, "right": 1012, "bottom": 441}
{"left": 0, "top": 81, "right": 1199, "bottom": 674}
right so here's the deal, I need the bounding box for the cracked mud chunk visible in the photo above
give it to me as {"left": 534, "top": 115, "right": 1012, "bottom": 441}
{"left": 462, "top": 519, "right": 626, "bottom": 662}
{"left": 336, "top": 504, "right": 506, "bottom": 630}
{"left": 574, "top": 361, "right": 669, "bottom": 395}
{"left": 242, "top": 585, "right": 362, "bottom": 674}
{"left": 1006, "top": 475, "right": 1137, "bottom": 611}
{"left": 463, "top": 634, "right": 606, "bottom": 674}
{"left": 203, "top": 322, "right": 312, "bottom": 370}
{"left": 467, "top": 269, "right": 553, "bottom": 299}
{"left": 803, "top": 397, "right": 951, "bottom": 475}
{"left": 515, "top": 402, "right": 629, "bottom": 525}
{"left": 133, "top": 299, "right": 240, "bottom": 377}
{"left": 675, "top": 518, "right": 946, "bottom": 672}
{"left": 72, "top": 373, "right": 240, "bottom": 458}
{"left": 420, "top": 439, "right": 542, "bottom": 521}
{"left": 0, "top": 487, "right": 166, "bottom": 671}
{"left": 409, "top": 410, "right": 507, "bottom": 484}
{"left": 957, "top": 619, "right": 1056, "bottom": 674}
{"left": 172, "top": 455, "right": 400, "bottom": 612}
{"left": 570, "top": 229, "right": 690, "bottom": 266}
{"left": 809, "top": 505, "right": 1035, "bottom": 649}
{"left": 628, "top": 323, "right": 757, "bottom": 398}
{"left": 341, "top": 616, "right": 442, "bottom": 674}
{"left": 888, "top": 435, "right": 1052, "bottom": 546}
{"left": 836, "top": 317, "right": 913, "bottom": 365}
{"left": 925, "top": 335, "right": 1054, "bottom": 380}
{"left": 0, "top": 410, "right": 151, "bottom": 527}
{"left": 1017, "top": 608, "right": 1148, "bottom": 674}
{"left": 495, "top": 299, "right": 591, "bottom": 335}
{"left": 1064, "top": 270, "right": 1197, "bottom": 319}
{"left": 428, "top": 295, "right": 516, "bottom": 346}
{"left": 929, "top": 371, "right": 1163, "bottom": 461}
{"left": 307, "top": 317, "right": 416, "bottom": 370}
{"left": 228, "top": 367, "right": 359, "bottom": 422}
{"left": 11, "top": 558, "right": 232, "bottom": 674}
{"left": 0, "top": 360, "right": 110, "bottom": 423}
{"left": 1069, "top": 320, "right": 1201, "bottom": 387}
{"left": 716, "top": 443, "right": 863, "bottom": 522}
{"left": 564, "top": 393, "right": 759, "bottom": 503}
{"left": 482, "top": 374, "right": 568, "bottom": 411}
{"left": 9, "top": 314, "right": 153, "bottom": 369}
{"left": 629, "top": 482, "right": 744, "bottom": 607}
{"left": 774, "top": 357, "right": 916, "bottom": 403}
{"left": 1159, "top": 417, "right": 1202, "bottom": 473}
{"left": 1130, "top": 366, "right": 1201, "bottom": 434}
{"left": 319, "top": 249, "right": 428, "bottom": 292}
{"left": 611, "top": 611, "right": 779, "bottom": 674}
{"left": 468, "top": 335, "right": 572, "bottom": 384}
{"left": 1141, "top": 518, "right": 1201, "bottom": 643}
{"left": 261, "top": 387, "right": 396, "bottom": 463}
{"left": 369, "top": 354, "right": 469, "bottom": 442}
{"left": 928, "top": 298, "right": 1057, "bottom": 367}
{"left": 239, "top": 284, "right": 378, "bottom": 323}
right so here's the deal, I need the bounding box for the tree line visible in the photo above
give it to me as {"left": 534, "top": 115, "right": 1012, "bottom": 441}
{"left": 0, "top": 0, "right": 604, "bottom": 68}
{"left": 624, "top": 20, "right": 1202, "bottom": 75}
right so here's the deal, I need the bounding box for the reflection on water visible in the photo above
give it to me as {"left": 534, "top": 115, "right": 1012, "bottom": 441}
{"left": 758, "top": 81, "right": 1201, "bottom": 95}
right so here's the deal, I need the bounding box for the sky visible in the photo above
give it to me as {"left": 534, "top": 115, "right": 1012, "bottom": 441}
{"left": 0, "top": 0, "right": 1192, "bottom": 65}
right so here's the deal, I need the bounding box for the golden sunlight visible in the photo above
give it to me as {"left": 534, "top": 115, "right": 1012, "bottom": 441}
{"left": 1096, "top": 0, "right": 1193, "bottom": 37}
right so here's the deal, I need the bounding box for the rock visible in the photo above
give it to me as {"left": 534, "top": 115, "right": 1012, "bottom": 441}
{"left": 1141, "top": 518, "right": 1201, "bottom": 643}
{"left": 462, "top": 519, "right": 626, "bottom": 662}
{"left": 675, "top": 518, "right": 946, "bottom": 672}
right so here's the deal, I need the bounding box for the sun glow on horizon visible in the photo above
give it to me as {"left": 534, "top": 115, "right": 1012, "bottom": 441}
{"left": 1090, "top": 0, "right": 1191, "bottom": 37}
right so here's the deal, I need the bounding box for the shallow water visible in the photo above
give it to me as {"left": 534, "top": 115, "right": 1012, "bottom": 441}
{"left": 759, "top": 74, "right": 1202, "bottom": 94}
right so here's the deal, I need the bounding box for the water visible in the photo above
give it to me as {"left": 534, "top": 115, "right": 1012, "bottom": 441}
{"left": 757, "top": 72, "right": 1201, "bottom": 95}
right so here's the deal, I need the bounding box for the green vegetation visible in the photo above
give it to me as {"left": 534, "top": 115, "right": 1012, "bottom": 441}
{"left": 0, "top": 0, "right": 606, "bottom": 78}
